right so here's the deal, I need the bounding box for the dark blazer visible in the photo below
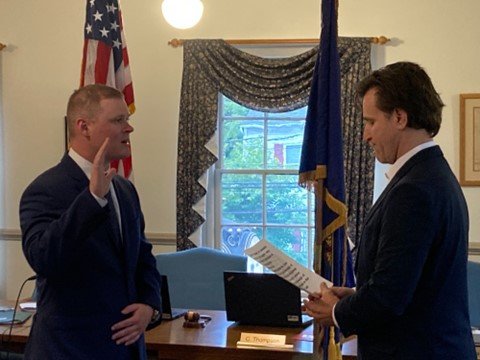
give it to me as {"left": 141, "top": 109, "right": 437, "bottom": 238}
{"left": 20, "top": 154, "right": 162, "bottom": 360}
{"left": 335, "top": 146, "right": 476, "bottom": 360}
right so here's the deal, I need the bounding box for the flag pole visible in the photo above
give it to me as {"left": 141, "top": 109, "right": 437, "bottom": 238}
{"left": 299, "top": 0, "right": 354, "bottom": 358}
{"left": 313, "top": 178, "right": 325, "bottom": 359}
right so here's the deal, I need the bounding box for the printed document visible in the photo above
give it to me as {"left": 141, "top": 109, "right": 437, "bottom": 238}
{"left": 245, "top": 239, "right": 332, "bottom": 294}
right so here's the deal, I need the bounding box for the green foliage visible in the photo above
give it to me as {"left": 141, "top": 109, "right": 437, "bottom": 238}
{"left": 223, "top": 121, "right": 263, "bottom": 169}
{"left": 223, "top": 97, "right": 250, "bottom": 117}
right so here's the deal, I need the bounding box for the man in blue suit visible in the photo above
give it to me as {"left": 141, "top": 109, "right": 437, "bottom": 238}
{"left": 304, "top": 62, "right": 476, "bottom": 359}
{"left": 20, "top": 84, "right": 162, "bottom": 359}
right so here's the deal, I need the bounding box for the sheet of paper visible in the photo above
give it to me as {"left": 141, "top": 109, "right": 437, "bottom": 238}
{"left": 19, "top": 302, "right": 37, "bottom": 311}
{"left": 472, "top": 328, "right": 480, "bottom": 345}
{"left": 245, "top": 239, "right": 332, "bottom": 294}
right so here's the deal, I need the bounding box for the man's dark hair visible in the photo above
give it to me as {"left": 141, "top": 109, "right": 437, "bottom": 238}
{"left": 357, "top": 61, "right": 445, "bottom": 137}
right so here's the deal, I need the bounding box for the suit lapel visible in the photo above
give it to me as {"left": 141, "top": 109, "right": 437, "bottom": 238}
{"left": 113, "top": 178, "right": 140, "bottom": 303}
{"left": 111, "top": 177, "right": 138, "bottom": 269}
{"left": 362, "top": 146, "right": 442, "bottom": 227}
{"left": 356, "top": 146, "right": 442, "bottom": 268}
{"left": 59, "top": 154, "right": 90, "bottom": 190}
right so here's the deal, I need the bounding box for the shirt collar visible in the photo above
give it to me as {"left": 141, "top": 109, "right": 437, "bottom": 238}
{"left": 68, "top": 148, "right": 93, "bottom": 179}
{"left": 385, "top": 140, "right": 437, "bottom": 181}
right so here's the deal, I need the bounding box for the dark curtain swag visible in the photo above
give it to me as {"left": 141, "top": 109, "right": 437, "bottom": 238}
{"left": 176, "top": 38, "right": 374, "bottom": 251}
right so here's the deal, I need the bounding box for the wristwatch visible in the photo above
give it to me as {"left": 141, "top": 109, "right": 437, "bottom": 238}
{"left": 151, "top": 309, "right": 161, "bottom": 323}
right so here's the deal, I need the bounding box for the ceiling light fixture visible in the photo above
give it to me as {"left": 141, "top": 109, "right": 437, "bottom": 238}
{"left": 162, "top": 0, "right": 204, "bottom": 30}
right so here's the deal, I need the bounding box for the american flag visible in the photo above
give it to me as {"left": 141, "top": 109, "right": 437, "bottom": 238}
{"left": 81, "top": 0, "right": 134, "bottom": 179}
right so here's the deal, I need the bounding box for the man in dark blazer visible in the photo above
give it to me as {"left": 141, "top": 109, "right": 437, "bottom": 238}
{"left": 304, "top": 62, "right": 476, "bottom": 359}
{"left": 20, "top": 84, "right": 162, "bottom": 359}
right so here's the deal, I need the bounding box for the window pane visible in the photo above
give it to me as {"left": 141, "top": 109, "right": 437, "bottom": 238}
{"left": 266, "top": 174, "right": 308, "bottom": 225}
{"left": 244, "top": 108, "right": 265, "bottom": 118}
{"left": 267, "top": 120, "right": 305, "bottom": 169}
{"left": 286, "top": 144, "right": 302, "bottom": 165}
{"left": 222, "top": 174, "right": 262, "bottom": 224}
{"left": 269, "top": 107, "right": 307, "bottom": 119}
{"left": 220, "top": 226, "right": 263, "bottom": 272}
{"left": 222, "top": 120, "right": 264, "bottom": 169}
{"left": 266, "top": 227, "right": 309, "bottom": 268}
{"left": 223, "top": 96, "right": 250, "bottom": 117}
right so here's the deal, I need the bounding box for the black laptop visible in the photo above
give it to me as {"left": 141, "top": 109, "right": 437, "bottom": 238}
{"left": 160, "top": 275, "right": 188, "bottom": 320}
{"left": 223, "top": 271, "right": 313, "bottom": 327}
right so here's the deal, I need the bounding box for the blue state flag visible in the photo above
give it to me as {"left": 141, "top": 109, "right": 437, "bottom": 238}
{"left": 299, "top": 0, "right": 355, "bottom": 358}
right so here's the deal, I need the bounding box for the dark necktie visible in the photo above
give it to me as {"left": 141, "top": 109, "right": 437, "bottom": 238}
{"left": 106, "top": 191, "right": 122, "bottom": 244}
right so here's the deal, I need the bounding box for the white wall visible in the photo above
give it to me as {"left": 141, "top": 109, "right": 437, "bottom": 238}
{"left": 1, "top": 0, "right": 479, "bottom": 297}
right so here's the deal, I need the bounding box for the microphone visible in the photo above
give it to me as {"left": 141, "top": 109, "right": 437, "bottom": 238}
{"left": 3, "top": 275, "right": 37, "bottom": 360}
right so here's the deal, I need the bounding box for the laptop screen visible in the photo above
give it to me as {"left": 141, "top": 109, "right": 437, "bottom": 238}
{"left": 224, "top": 271, "right": 311, "bottom": 327}
{"left": 160, "top": 275, "right": 187, "bottom": 320}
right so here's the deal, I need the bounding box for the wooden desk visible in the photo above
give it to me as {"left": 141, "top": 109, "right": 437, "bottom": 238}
{"left": 1, "top": 304, "right": 358, "bottom": 359}
{"left": 2, "top": 304, "right": 479, "bottom": 360}
{"left": 145, "top": 310, "right": 356, "bottom": 360}
{"left": 145, "top": 310, "right": 313, "bottom": 360}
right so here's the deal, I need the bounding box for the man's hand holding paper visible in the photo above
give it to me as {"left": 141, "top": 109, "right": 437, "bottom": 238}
{"left": 303, "top": 283, "right": 356, "bottom": 327}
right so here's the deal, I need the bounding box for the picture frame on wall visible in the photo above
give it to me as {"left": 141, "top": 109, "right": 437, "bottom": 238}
{"left": 459, "top": 93, "right": 480, "bottom": 186}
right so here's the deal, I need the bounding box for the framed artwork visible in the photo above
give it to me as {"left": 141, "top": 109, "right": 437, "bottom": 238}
{"left": 459, "top": 93, "right": 480, "bottom": 186}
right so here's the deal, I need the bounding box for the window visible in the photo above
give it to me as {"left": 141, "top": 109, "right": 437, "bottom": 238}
{"left": 216, "top": 95, "right": 315, "bottom": 271}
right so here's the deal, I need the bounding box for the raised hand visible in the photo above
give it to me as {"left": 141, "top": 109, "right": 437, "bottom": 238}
{"left": 89, "top": 137, "right": 117, "bottom": 198}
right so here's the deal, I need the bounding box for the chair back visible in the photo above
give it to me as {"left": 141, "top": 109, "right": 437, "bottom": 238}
{"left": 467, "top": 260, "right": 480, "bottom": 327}
{"left": 155, "top": 247, "right": 247, "bottom": 310}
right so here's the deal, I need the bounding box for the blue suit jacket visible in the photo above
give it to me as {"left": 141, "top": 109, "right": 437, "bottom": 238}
{"left": 20, "top": 154, "right": 162, "bottom": 360}
{"left": 335, "top": 146, "right": 476, "bottom": 359}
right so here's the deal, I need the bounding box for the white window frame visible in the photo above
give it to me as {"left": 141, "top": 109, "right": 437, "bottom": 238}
{"left": 213, "top": 94, "right": 315, "bottom": 269}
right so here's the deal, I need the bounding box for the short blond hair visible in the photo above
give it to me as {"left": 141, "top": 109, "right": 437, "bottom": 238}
{"left": 66, "top": 84, "right": 123, "bottom": 139}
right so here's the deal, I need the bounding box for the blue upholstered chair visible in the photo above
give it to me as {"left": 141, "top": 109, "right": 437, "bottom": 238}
{"left": 155, "top": 247, "right": 247, "bottom": 310}
{"left": 467, "top": 260, "right": 480, "bottom": 327}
